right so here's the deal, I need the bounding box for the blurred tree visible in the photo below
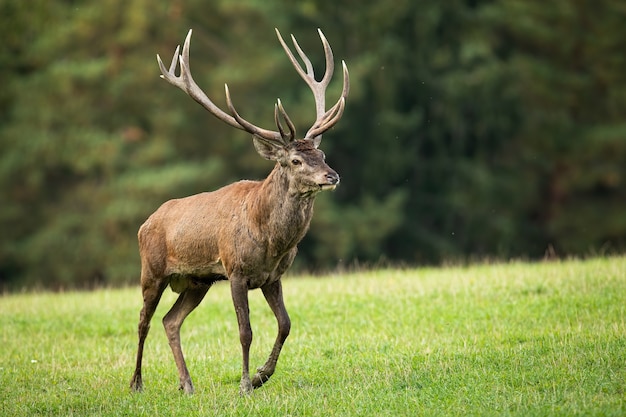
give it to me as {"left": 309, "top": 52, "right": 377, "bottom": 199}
{"left": 0, "top": 0, "right": 287, "bottom": 288}
{"left": 284, "top": 0, "right": 525, "bottom": 264}
{"left": 485, "top": 0, "right": 626, "bottom": 255}
{"left": 1, "top": 0, "right": 624, "bottom": 289}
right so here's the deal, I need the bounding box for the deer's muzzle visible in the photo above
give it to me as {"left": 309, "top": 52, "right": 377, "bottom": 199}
{"left": 320, "top": 170, "right": 340, "bottom": 190}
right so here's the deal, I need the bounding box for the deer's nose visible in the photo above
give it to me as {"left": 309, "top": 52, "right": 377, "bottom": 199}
{"left": 326, "top": 171, "right": 340, "bottom": 185}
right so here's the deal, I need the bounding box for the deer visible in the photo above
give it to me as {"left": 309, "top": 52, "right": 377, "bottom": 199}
{"left": 129, "top": 28, "right": 349, "bottom": 396}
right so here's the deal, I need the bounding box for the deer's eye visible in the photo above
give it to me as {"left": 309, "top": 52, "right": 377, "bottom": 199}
{"left": 291, "top": 159, "right": 302, "bottom": 166}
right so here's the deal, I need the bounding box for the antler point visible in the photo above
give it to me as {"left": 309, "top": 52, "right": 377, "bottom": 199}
{"left": 184, "top": 30, "right": 193, "bottom": 47}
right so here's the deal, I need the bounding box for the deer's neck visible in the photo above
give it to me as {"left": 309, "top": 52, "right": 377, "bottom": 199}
{"left": 250, "top": 164, "right": 316, "bottom": 254}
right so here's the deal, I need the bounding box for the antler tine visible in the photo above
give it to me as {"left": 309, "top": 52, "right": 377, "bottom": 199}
{"left": 157, "top": 29, "right": 283, "bottom": 142}
{"left": 275, "top": 30, "right": 307, "bottom": 87}
{"left": 290, "top": 34, "right": 316, "bottom": 81}
{"left": 306, "top": 97, "right": 346, "bottom": 139}
{"left": 156, "top": 44, "right": 180, "bottom": 77}
{"left": 315, "top": 28, "right": 335, "bottom": 88}
{"left": 275, "top": 99, "right": 296, "bottom": 142}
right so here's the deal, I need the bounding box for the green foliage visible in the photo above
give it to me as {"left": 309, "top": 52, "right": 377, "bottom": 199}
{"left": 483, "top": 0, "right": 626, "bottom": 256}
{"left": 1, "top": 0, "right": 625, "bottom": 288}
{"left": 1, "top": 258, "right": 625, "bottom": 415}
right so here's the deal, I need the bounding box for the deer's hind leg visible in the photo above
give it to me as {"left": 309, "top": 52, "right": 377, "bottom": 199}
{"left": 130, "top": 269, "right": 169, "bottom": 392}
{"left": 162, "top": 281, "right": 210, "bottom": 394}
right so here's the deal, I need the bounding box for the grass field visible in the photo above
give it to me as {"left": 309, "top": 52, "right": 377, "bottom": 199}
{"left": 1, "top": 257, "right": 625, "bottom": 416}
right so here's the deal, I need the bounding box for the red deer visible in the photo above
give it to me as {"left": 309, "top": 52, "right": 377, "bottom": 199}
{"left": 129, "top": 28, "right": 349, "bottom": 395}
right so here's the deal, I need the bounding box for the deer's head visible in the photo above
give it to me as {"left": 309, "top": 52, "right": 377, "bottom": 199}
{"left": 157, "top": 28, "right": 349, "bottom": 196}
{"left": 254, "top": 137, "right": 339, "bottom": 195}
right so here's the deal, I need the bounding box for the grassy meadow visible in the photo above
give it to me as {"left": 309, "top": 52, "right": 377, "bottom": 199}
{"left": 1, "top": 257, "right": 625, "bottom": 416}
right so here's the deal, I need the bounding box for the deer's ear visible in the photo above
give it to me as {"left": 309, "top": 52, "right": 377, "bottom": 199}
{"left": 253, "top": 136, "right": 285, "bottom": 161}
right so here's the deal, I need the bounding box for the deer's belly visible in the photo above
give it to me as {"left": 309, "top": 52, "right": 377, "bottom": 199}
{"left": 165, "top": 253, "right": 225, "bottom": 277}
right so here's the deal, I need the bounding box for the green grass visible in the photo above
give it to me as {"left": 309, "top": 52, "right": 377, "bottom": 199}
{"left": 1, "top": 257, "right": 625, "bottom": 416}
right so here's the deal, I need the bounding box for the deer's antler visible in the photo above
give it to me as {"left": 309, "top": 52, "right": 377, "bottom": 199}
{"left": 275, "top": 28, "right": 350, "bottom": 145}
{"left": 157, "top": 29, "right": 349, "bottom": 147}
{"left": 157, "top": 30, "right": 287, "bottom": 144}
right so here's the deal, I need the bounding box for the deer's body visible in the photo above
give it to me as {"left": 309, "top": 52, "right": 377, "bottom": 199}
{"left": 140, "top": 155, "right": 320, "bottom": 292}
{"left": 130, "top": 28, "right": 348, "bottom": 395}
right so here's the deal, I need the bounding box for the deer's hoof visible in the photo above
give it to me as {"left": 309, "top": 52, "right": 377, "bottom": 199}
{"left": 251, "top": 370, "right": 272, "bottom": 388}
{"left": 239, "top": 378, "right": 254, "bottom": 396}
{"left": 179, "top": 380, "right": 194, "bottom": 395}
{"left": 130, "top": 374, "right": 143, "bottom": 392}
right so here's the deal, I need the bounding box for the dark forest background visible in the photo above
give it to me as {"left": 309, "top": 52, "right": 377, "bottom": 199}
{"left": 1, "top": 0, "right": 625, "bottom": 290}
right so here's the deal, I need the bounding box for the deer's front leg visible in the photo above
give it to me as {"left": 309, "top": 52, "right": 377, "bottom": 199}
{"left": 230, "top": 277, "right": 253, "bottom": 395}
{"left": 252, "top": 279, "right": 291, "bottom": 388}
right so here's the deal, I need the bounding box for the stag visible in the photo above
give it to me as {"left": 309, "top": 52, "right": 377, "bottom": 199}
{"left": 129, "top": 28, "right": 349, "bottom": 395}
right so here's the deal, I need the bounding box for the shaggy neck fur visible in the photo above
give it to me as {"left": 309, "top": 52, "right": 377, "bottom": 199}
{"left": 250, "top": 164, "right": 317, "bottom": 256}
